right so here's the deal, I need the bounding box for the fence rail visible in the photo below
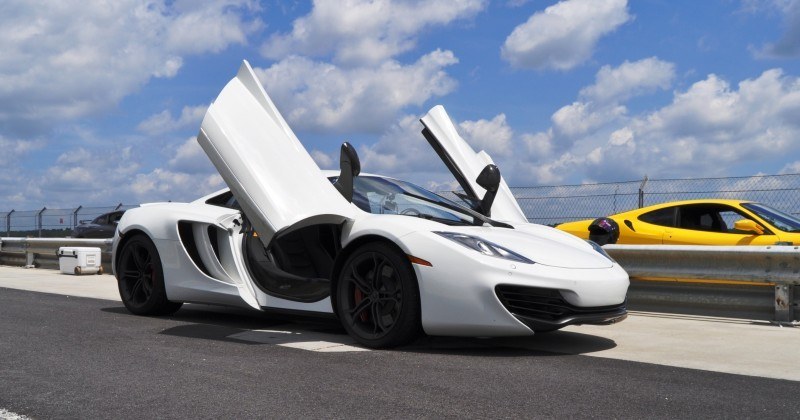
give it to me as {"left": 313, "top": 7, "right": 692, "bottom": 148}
{"left": 0, "top": 238, "right": 113, "bottom": 271}
{"left": 1, "top": 237, "right": 796, "bottom": 322}
{"left": 1, "top": 204, "right": 137, "bottom": 237}
{"left": 511, "top": 173, "right": 800, "bottom": 225}
{"left": 605, "top": 244, "right": 799, "bottom": 322}
{"left": 2, "top": 173, "right": 800, "bottom": 235}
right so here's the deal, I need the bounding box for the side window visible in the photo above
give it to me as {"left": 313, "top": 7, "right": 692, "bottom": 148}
{"left": 92, "top": 215, "right": 106, "bottom": 224}
{"left": 677, "top": 204, "right": 753, "bottom": 234}
{"left": 638, "top": 207, "right": 675, "bottom": 227}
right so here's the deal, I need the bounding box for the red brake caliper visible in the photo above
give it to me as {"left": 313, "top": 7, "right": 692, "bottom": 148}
{"left": 354, "top": 288, "right": 369, "bottom": 322}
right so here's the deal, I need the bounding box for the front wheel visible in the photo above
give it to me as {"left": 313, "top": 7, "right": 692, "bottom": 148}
{"left": 116, "top": 234, "right": 182, "bottom": 316}
{"left": 336, "top": 242, "right": 421, "bottom": 348}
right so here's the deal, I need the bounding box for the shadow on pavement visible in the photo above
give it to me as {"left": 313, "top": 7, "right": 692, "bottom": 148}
{"left": 102, "top": 303, "right": 617, "bottom": 355}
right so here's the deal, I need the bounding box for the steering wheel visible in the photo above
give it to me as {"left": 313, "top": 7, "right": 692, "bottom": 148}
{"left": 401, "top": 208, "right": 421, "bottom": 216}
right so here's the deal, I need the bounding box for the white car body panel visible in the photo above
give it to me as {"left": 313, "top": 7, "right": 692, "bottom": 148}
{"left": 196, "top": 60, "right": 356, "bottom": 248}
{"left": 420, "top": 105, "right": 528, "bottom": 224}
{"left": 112, "top": 60, "right": 629, "bottom": 343}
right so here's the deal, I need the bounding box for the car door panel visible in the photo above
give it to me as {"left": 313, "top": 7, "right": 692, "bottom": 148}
{"left": 420, "top": 105, "right": 528, "bottom": 224}
{"left": 197, "top": 60, "right": 356, "bottom": 250}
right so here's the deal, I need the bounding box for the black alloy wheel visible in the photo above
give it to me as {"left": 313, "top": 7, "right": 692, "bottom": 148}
{"left": 116, "top": 234, "right": 182, "bottom": 316}
{"left": 336, "top": 242, "right": 421, "bottom": 348}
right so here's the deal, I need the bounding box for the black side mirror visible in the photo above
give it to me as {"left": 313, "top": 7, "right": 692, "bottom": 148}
{"left": 333, "top": 142, "right": 361, "bottom": 202}
{"left": 475, "top": 164, "right": 500, "bottom": 218}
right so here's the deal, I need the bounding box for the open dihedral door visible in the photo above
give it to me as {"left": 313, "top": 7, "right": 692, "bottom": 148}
{"left": 197, "top": 60, "right": 357, "bottom": 306}
{"left": 420, "top": 105, "right": 528, "bottom": 224}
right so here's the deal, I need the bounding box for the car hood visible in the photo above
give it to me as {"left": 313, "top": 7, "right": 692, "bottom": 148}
{"left": 438, "top": 223, "right": 615, "bottom": 269}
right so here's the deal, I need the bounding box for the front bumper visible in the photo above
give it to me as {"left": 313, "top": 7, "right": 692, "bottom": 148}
{"left": 495, "top": 285, "right": 627, "bottom": 331}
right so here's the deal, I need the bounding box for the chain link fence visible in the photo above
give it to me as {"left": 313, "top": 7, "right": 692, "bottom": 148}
{"left": 511, "top": 173, "right": 800, "bottom": 226}
{"left": 1, "top": 204, "right": 138, "bottom": 237}
{"left": 3, "top": 173, "right": 800, "bottom": 236}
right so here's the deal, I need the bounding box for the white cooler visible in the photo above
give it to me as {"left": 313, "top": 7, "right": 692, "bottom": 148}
{"left": 58, "top": 247, "right": 103, "bottom": 275}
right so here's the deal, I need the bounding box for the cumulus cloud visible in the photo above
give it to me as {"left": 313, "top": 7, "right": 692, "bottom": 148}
{"left": 501, "top": 0, "right": 631, "bottom": 70}
{"left": 0, "top": 136, "right": 45, "bottom": 163}
{"left": 579, "top": 57, "right": 675, "bottom": 103}
{"left": 512, "top": 67, "right": 800, "bottom": 185}
{"left": 261, "top": 0, "right": 486, "bottom": 66}
{"left": 458, "top": 114, "right": 514, "bottom": 156}
{"left": 167, "top": 137, "right": 216, "bottom": 174}
{"left": 137, "top": 105, "right": 208, "bottom": 135}
{"left": 752, "top": 0, "right": 800, "bottom": 58}
{"left": 253, "top": 50, "right": 459, "bottom": 133}
{"left": 0, "top": 0, "right": 260, "bottom": 136}
{"left": 21, "top": 136, "right": 225, "bottom": 208}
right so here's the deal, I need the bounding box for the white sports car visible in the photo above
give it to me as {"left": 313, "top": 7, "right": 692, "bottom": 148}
{"left": 112, "top": 61, "right": 629, "bottom": 348}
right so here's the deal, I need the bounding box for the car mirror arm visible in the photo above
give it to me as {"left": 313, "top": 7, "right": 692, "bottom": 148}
{"left": 333, "top": 142, "right": 361, "bottom": 202}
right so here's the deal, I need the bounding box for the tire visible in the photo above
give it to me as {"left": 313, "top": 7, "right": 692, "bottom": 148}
{"left": 116, "top": 234, "right": 182, "bottom": 316}
{"left": 336, "top": 242, "right": 421, "bottom": 348}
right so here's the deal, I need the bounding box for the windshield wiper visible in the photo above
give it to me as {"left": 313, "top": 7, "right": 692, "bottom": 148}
{"left": 401, "top": 191, "right": 512, "bottom": 228}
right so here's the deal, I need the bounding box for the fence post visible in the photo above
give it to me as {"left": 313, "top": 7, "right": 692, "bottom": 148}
{"left": 37, "top": 207, "right": 46, "bottom": 238}
{"left": 6, "top": 209, "right": 13, "bottom": 237}
{"left": 638, "top": 175, "right": 649, "bottom": 208}
{"left": 73, "top": 205, "right": 82, "bottom": 231}
{"left": 115, "top": 203, "right": 123, "bottom": 210}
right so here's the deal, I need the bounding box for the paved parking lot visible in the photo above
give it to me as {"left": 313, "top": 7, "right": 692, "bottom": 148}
{"left": 1, "top": 266, "right": 799, "bottom": 418}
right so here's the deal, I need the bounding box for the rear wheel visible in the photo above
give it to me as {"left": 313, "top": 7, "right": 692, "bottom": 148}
{"left": 116, "top": 234, "right": 182, "bottom": 316}
{"left": 336, "top": 242, "right": 421, "bottom": 348}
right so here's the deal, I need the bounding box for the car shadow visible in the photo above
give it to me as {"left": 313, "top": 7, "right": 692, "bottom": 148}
{"left": 102, "top": 304, "right": 617, "bottom": 355}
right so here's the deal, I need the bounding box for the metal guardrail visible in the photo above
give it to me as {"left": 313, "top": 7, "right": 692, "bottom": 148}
{"left": 0, "top": 237, "right": 113, "bottom": 272}
{"left": 0, "top": 238, "right": 797, "bottom": 322}
{"left": 605, "top": 244, "right": 799, "bottom": 322}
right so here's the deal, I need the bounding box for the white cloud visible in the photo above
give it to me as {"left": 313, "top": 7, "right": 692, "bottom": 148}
{"left": 751, "top": 0, "right": 800, "bottom": 58}
{"left": 515, "top": 68, "right": 800, "bottom": 184}
{"left": 0, "top": 136, "right": 44, "bottom": 162}
{"left": 137, "top": 105, "right": 208, "bottom": 135}
{"left": 310, "top": 150, "right": 336, "bottom": 169}
{"left": 167, "top": 136, "right": 216, "bottom": 174}
{"left": 261, "top": 0, "right": 486, "bottom": 66}
{"left": 458, "top": 114, "right": 514, "bottom": 156}
{"left": 501, "top": 0, "right": 631, "bottom": 70}
{"left": 0, "top": 0, "right": 259, "bottom": 135}
{"left": 579, "top": 57, "right": 675, "bottom": 103}
{"left": 254, "top": 50, "right": 459, "bottom": 133}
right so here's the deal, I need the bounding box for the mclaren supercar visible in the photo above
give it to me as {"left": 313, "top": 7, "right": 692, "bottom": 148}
{"left": 112, "top": 61, "right": 629, "bottom": 348}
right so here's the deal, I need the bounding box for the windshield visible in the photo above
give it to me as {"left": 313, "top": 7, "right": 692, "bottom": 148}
{"left": 742, "top": 203, "right": 800, "bottom": 232}
{"left": 342, "top": 176, "right": 478, "bottom": 226}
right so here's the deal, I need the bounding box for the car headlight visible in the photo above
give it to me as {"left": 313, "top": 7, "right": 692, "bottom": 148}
{"left": 434, "top": 232, "right": 534, "bottom": 264}
{"left": 588, "top": 240, "right": 615, "bottom": 263}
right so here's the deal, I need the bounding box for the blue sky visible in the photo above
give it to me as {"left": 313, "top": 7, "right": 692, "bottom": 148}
{"left": 2, "top": 0, "right": 800, "bottom": 209}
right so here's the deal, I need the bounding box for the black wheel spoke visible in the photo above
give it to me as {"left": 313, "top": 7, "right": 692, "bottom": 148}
{"left": 371, "top": 302, "right": 385, "bottom": 333}
{"left": 348, "top": 297, "right": 372, "bottom": 325}
{"left": 130, "top": 277, "right": 144, "bottom": 302}
{"left": 349, "top": 266, "right": 372, "bottom": 294}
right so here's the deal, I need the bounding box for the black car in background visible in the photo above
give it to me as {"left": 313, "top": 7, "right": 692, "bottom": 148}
{"left": 71, "top": 210, "right": 125, "bottom": 238}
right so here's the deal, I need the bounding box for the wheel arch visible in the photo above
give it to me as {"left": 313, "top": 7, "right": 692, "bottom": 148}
{"left": 113, "top": 228, "right": 149, "bottom": 275}
{"left": 329, "top": 234, "right": 415, "bottom": 316}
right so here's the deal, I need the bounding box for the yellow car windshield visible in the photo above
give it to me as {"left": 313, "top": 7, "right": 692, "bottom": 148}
{"left": 742, "top": 203, "right": 800, "bottom": 233}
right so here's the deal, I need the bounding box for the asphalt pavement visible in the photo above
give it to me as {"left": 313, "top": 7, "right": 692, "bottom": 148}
{"left": 0, "top": 267, "right": 799, "bottom": 418}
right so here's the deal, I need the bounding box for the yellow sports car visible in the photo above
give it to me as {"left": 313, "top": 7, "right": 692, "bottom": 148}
{"left": 555, "top": 199, "right": 800, "bottom": 246}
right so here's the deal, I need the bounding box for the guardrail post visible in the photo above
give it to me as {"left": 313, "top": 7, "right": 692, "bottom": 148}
{"left": 774, "top": 285, "right": 795, "bottom": 323}
{"left": 72, "top": 205, "right": 82, "bottom": 231}
{"left": 37, "top": 207, "right": 46, "bottom": 238}
{"left": 24, "top": 239, "right": 35, "bottom": 268}
{"left": 6, "top": 209, "right": 12, "bottom": 237}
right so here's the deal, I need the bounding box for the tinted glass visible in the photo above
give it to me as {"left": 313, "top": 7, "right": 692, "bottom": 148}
{"left": 638, "top": 207, "right": 674, "bottom": 227}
